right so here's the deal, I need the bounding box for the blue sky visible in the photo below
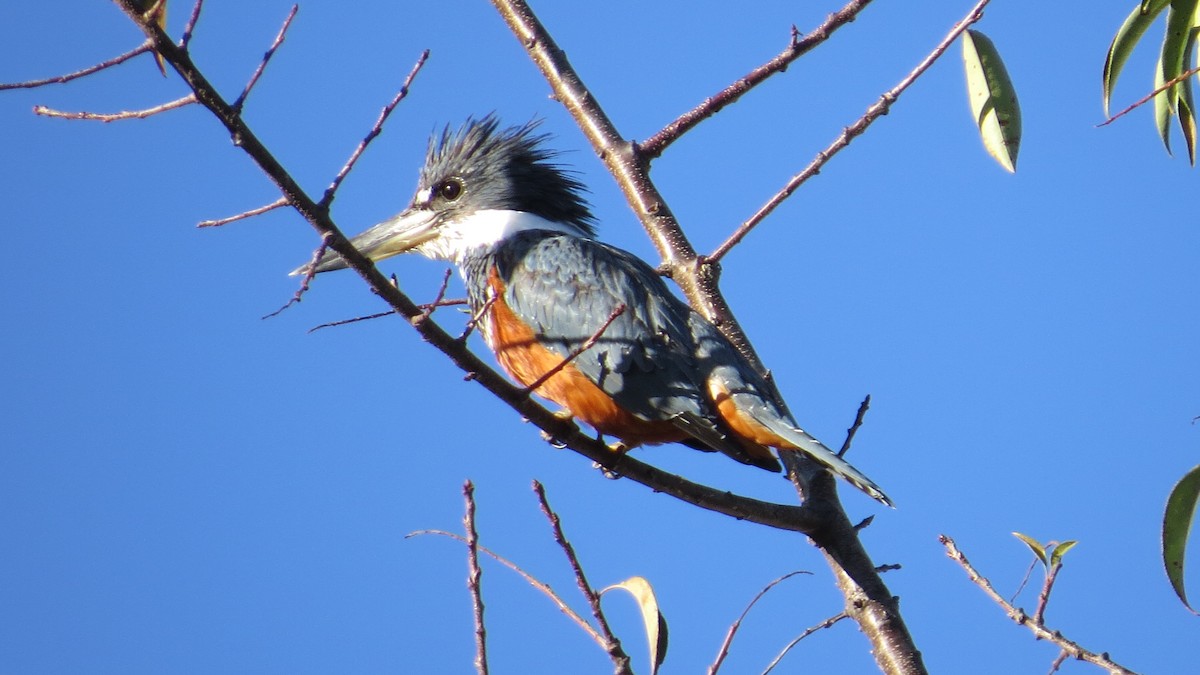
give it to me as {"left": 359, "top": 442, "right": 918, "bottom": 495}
{"left": 3, "top": 1, "right": 1198, "bottom": 673}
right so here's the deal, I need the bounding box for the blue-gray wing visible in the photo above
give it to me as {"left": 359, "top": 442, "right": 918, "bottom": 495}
{"left": 492, "top": 232, "right": 746, "bottom": 456}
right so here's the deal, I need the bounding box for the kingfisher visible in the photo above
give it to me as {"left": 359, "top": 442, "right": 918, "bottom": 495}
{"left": 295, "top": 116, "right": 890, "bottom": 505}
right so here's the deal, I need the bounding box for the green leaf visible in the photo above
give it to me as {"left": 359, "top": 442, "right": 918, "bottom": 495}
{"left": 1161, "top": 0, "right": 1200, "bottom": 110}
{"left": 1178, "top": 26, "right": 1200, "bottom": 164}
{"left": 602, "top": 577, "right": 668, "bottom": 674}
{"left": 1012, "top": 532, "right": 1048, "bottom": 567}
{"left": 1164, "top": 464, "right": 1200, "bottom": 612}
{"left": 962, "top": 30, "right": 1021, "bottom": 172}
{"left": 1048, "top": 540, "right": 1079, "bottom": 568}
{"left": 1104, "top": 0, "right": 1172, "bottom": 117}
{"left": 1155, "top": 51, "right": 1175, "bottom": 153}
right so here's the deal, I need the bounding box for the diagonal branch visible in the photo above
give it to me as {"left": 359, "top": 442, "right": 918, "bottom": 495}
{"left": 409, "top": 529, "right": 608, "bottom": 649}
{"left": 0, "top": 42, "right": 155, "bottom": 90}
{"left": 489, "top": 3, "right": 925, "bottom": 674}
{"left": 940, "top": 535, "right": 1140, "bottom": 675}
{"left": 708, "top": 0, "right": 992, "bottom": 263}
{"left": 231, "top": 4, "right": 298, "bottom": 112}
{"left": 322, "top": 50, "right": 431, "bottom": 208}
{"left": 534, "top": 481, "right": 631, "bottom": 674}
{"left": 640, "top": 0, "right": 876, "bottom": 159}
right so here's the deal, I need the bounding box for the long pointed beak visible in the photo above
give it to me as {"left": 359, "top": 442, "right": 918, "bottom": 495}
{"left": 290, "top": 207, "right": 439, "bottom": 276}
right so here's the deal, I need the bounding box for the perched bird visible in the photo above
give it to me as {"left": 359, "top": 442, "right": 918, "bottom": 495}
{"left": 296, "top": 116, "right": 890, "bottom": 505}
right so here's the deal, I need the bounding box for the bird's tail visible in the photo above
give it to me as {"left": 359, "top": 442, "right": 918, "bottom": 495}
{"left": 752, "top": 413, "right": 893, "bottom": 507}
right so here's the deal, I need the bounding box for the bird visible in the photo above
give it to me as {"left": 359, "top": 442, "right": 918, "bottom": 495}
{"left": 294, "top": 116, "right": 891, "bottom": 505}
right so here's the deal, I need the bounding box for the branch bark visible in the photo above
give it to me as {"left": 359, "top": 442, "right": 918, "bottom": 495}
{"left": 488, "top": 1, "right": 926, "bottom": 673}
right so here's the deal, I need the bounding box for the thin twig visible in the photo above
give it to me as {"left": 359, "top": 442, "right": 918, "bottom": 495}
{"left": 407, "top": 529, "right": 608, "bottom": 648}
{"left": 708, "top": 0, "right": 992, "bottom": 263}
{"left": 0, "top": 43, "right": 154, "bottom": 90}
{"left": 463, "top": 481, "right": 488, "bottom": 675}
{"left": 837, "top": 394, "right": 871, "bottom": 458}
{"left": 197, "top": 197, "right": 288, "bottom": 228}
{"left": 181, "top": 0, "right": 204, "bottom": 47}
{"left": 1033, "top": 560, "right": 1062, "bottom": 626}
{"left": 265, "top": 236, "right": 331, "bottom": 319}
{"left": 414, "top": 269, "right": 455, "bottom": 325}
{"left": 33, "top": 94, "right": 196, "bottom": 122}
{"left": 708, "top": 570, "right": 812, "bottom": 675}
{"left": 1047, "top": 650, "right": 1069, "bottom": 675}
{"left": 458, "top": 295, "right": 498, "bottom": 343}
{"left": 533, "top": 481, "right": 631, "bottom": 673}
{"left": 640, "top": 0, "right": 877, "bottom": 158}
{"left": 521, "top": 304, "right": 626, "bottom": 396}
{"left": 940, "top": 535, "right": 1140, "bottom": 675}
{"left": 1099, "top": 64, "right": 1200, "bottom": 127}
{"left": 761, "top": 611, "right": 851, "bottom": 674}
{"left": 307, "top": 311, "right": 395, "bottom": 334}
{"left": 1010, "top": 557, "right": 1038, "bottom": 604}
{"left": 322, "top": 49, "right": 432, "bottom": 208}
{"left": 232, "top": 5, "right": 298, "bottom": 112}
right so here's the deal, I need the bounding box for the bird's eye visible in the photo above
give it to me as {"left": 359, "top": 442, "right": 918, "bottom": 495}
{"left": 437, "top": 178, "right": 463, "bottom": 201}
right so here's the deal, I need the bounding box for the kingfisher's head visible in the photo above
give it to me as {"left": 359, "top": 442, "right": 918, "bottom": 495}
{"left": 297, "top": 116, "right": 595, "bottom": 274}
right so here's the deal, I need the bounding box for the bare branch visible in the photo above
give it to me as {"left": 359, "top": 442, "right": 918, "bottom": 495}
{"left": 181, "top": 0, "right": 205, "bottom": 47}
{"left": 533, "top": 481, "right": 631, "bottom": 674}
{"left": 1033, "top": 558, "right": 1063, "bottom": 627}
{"left": 708, "top": 570, "right": 812, "bottom": 675}
{"left": 837, "top": 394, "right": 871, "bottom": 458}
{"left": 1099, "top": 64, "right": 1200, "bottom": 128}
{"left": 708, "top": 0, "right": 991, "bottom": 263}
{"left": 408, "top": 529, "right": 608, "bottom": 649}
{"left": 463, "top": 481, "right": 489, "bottom": 675}
{"left": 197, "top": 197, "right": 288, "bottom": 228}
{"left": 940, "top": 535, "right": 1140, "bottom": 675}
{"left": 0, "top": 43, "right": 154, "bottom": 90}
{"left": 414, "top": 268, "right": 456, "bottom": 325}
{"left": 640, "top": 0, "right": 876, "bottom": 158}
{"left": 231, "top": 5, "right": 298, "bottom": 112}
{"left": 33, "top": 94, "right": 196, "bottom": 122}
{"left": 322, "top": 50, "right": 431, "bottom": 207}
{"left": 307, "top": 311, "right": 394, "bottom": 334}
{"left": 761, "top": 612, "right": 851, "bottom": 674}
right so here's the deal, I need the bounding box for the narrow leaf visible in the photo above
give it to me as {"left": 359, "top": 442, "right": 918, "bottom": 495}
{"left": 1049, "top": 540, "right": 1079, "bottom": 568}
{"left": 602, "top": 577, "right": 668, "bottom": 675}
{"left": 1178, "top": 26, "right": 1200, "bottom": 163}
{"left": 962, "top": 29, "right": 1022, "bottom": 172}
{"left": 1161, "top": 0, "right": 1200, "bottom": 110}
{"left": 1155, "top": 51, "right": 1175, "bottom": 153}
{"left": 1012, "top": 532, "right": 1048, "bottom": 567}
{"left": 1164, "top": 464, "right": 1200, "bottom": 612}
{"left": 1105, "top": 0, "right": 1172, "bottom": 116}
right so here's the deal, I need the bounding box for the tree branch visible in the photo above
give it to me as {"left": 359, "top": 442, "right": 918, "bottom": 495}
{"left": 940, "top": 535, "right": 1140, "bottom": 675}
{"left": 640, "top": 0, "right": 876, "bottom": 159}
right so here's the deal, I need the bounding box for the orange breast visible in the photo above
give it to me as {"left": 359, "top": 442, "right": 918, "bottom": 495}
{"left": 485, "top": 268, "right": 687, "bottom": 447}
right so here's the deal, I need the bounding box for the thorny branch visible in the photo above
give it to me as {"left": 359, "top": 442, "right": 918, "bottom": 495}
{"left": 940, "top": 535, "right": 1140, "bottom": 675}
